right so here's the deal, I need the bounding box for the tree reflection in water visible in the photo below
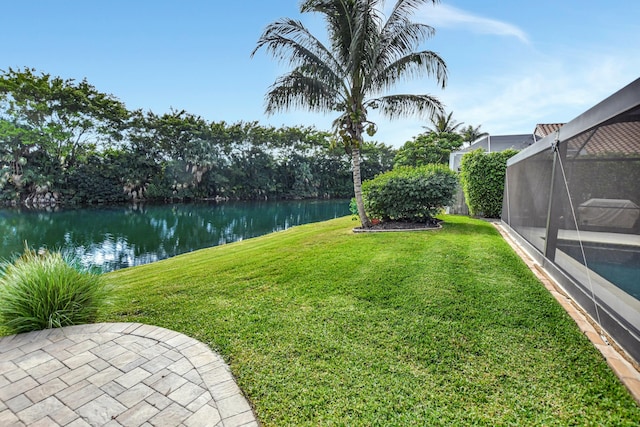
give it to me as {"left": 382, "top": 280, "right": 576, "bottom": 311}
{"left": 0, "top": 200, "right": 349, "bottom": 272}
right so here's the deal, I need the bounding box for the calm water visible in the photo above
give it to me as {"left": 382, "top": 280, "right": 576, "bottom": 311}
{"left": 0, "top": 200, "right": 349, "bottom": 272}
{"left": 558, "top": 242, "right": 640, "bottom": 300}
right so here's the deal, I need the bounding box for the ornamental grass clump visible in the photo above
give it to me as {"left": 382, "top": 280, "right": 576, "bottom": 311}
{"left": 0, "top": 246, "right": 108, "bottom": 334}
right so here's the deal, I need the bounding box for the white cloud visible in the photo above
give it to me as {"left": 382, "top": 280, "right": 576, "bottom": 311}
{"left": 445, "top": 53, "right": 639, "bottom": 136}
{"left": 421, "top": 3, "right": 530, "bottom": 44}
{"left": 366, "top": 50, "right": 639, "bottom": 147}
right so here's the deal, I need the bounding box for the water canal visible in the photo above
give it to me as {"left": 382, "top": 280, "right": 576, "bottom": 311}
{"left": 0, "top": 200, "right": 349, "bottom": 272}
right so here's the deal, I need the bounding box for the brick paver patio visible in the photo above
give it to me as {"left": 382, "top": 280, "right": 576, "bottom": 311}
{"left": 0, "top": 323, "right": 258, "bottom": 426}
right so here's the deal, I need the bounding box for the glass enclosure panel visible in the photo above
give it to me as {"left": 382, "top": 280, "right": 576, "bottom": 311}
{"left": 502, "top": 81, "right": 640, "bottom": 363}
{"left": 503, "top": 150, "right": 553, "bottom": 253}
{"left": 552, "top": 108, "right": 640, "bottom": 303}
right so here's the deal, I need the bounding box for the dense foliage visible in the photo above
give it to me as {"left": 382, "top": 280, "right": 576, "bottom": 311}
{"left": 394, "top": 131, "right": 463, "bottom": 167}
{"left": 362, "top": 164, "right": 458, "bottom": 222}
{"left": 0, "top": 68, "right": 395, "bottom": 204}
{"left": 0, "top": 246, "right": 108, "bottom": 333}
{"left": 392, "top": 110, "right": 487, "bottom": 168}
{"left": 459, "top": 148, "right": 519, "bottom": 217}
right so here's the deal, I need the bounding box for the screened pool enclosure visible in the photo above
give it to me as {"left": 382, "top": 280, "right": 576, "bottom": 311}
{"left": 502, "top": 78, "right": 640, "bottom": 364}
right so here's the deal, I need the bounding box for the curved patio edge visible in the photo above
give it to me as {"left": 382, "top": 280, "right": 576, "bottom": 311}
{"left": 0, "top": 322, "right": 259, "bottom": 426}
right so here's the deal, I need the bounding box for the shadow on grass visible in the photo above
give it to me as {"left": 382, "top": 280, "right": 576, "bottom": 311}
{"left": 441, "top": 215, "right": 501, "bottom": 236}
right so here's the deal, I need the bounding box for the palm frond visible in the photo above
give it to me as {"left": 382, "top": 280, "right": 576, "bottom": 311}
{"left": 366, "top": 94, "right": 443, "bottom": 120}
{"left": 379, "top": 0, "right": 437, "bottom": 54}
{"left": 373, "top": 49, "right": 447, "bottom": 92}
{"left": 301, "top": 0, "right": 358, "bottom": 66}
{"left": 377, "top": 22, "right": 435, "bottom": 67}
{"left": 384, "top": 0, "right": 439, "bottom": 27}
{"left": 252, "top": 18, "right": 341, "bottom": 75}
{"left": 350, "top": 0, "right": 381, "bottom": 69}
{"left": 264, "top": 70, "right": 342, "bottom": 115}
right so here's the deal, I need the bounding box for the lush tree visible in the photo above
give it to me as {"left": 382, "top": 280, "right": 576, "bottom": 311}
{"left": 0, "top": 67, "right": 395, "bottom": 204}
{"left": 0, "top": 120, "right": 36, "bottom": 200}
{"left": 128, "top": 114, "right": 353, "bottom": 201}
{"left": 309, "top": 145, "right": 353, "bottom": 198}
{"left": 394, "top": 131, "right": 463, "bottom": 167}
{"left": 67, "top": 151, "right": 130, "bottom": 204}
{"left": 0, "top": 67, "right": 129, "bottom": 200}
{"left": 130, "top": 110, "right": 237, "bottom": 200}
{"left": 253, "top": 0, "right": 447, "bottom": 227}
{"left": 359, "top": 141, "right": 396, "bottom": 180}
{"left": 0, "top": 67, "right": 129, "bottom": 161}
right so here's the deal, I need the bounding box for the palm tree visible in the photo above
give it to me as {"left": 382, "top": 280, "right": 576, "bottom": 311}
{"left": 424, "top": 111, "right": 463, "bottom": 134}
{"left": 252, "top": 0, "right": 447, "bottom": 227}
{"left": 460, "top": 124, "right": 488, "bottom": 145}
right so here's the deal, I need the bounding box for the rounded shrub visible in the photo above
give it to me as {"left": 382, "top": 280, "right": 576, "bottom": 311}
{"left": 459, "top": 149, "right": 518, "bottom": 218}
{"left": 362, "top": 164, "right": 458, "bottom": 223}
{"left": 0, "top": 247, "right": 108, "bottom": 334}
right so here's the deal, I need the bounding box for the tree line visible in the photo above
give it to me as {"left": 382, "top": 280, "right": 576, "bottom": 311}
{"left": 0, "top": 68, "right": 396, "bottom": 205}
{"left": 0, "top": 67, "right": 484, "bottom": 207}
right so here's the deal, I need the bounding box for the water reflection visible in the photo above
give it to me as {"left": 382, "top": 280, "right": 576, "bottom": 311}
{"left": 0, "top": 200, "right": 349, "bottom": 272}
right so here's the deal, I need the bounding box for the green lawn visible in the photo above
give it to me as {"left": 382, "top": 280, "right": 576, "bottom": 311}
{"left": 99, "top": 215, "right": 639, "bottom": 426}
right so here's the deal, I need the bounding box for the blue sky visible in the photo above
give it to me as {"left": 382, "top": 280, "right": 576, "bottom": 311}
{"left": 2, "top": 1, "right": 638, "bottom": 147}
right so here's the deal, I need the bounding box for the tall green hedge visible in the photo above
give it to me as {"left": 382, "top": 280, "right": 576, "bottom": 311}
{"left": 362, "top": 164, "right": 458, "bottom": 223}
{"left": 459, "top": 149, "right": 518, "bottom": 218}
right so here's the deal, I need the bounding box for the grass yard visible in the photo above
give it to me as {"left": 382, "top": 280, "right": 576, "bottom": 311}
{"left": 99, "top": 215, "right": 640, "bottom": 426}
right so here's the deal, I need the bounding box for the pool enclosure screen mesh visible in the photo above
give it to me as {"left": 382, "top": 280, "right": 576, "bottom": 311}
{"left": 502, "top": 79, "right": 640, "bottom": 364}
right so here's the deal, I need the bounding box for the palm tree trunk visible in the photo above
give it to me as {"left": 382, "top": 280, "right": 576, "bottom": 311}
{"left": 351, "top": 147, "right": 371, "bottom": 228}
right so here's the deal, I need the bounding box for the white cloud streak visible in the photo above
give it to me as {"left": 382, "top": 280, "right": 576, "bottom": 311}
{"left": 366, "top": 52, "right": 639, "bottom": 147}
{"left": 421, "top": 3, "right": 530, "bottom": 44}
{"left": 440, "top": 53, "right": 639, "bottom": 135}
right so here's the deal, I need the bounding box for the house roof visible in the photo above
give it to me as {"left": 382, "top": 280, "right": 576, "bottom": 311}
{"left": 450, "top": 133, "right": 538, "bottom": 171}
{"left": 534, "top": 123, "right": 564, "bottom": 138}
{"left": 462, "top": 134, "right": 537, "bottom": 153}
{"left": 567, "top": 119, "right": 640, "bottom": 158}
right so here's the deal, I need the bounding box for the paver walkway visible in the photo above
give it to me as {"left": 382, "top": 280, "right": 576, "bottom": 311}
{"left": 0, "top": 323, "right": 258, "bottom": 426}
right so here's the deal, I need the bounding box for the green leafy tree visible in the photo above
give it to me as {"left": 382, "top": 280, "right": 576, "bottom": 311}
{"left": 253, "top": 0, "right": 447, "bottom": 227}
{"left": 131, "top": 110, "right": 232, "bottom": 199}
{"left": 67, "top": 151, "right": 129, "bottom": 204}
{"left": 309, "top": 145, "right": 353, "bottom": 198}
{"left": 394, "top": 131, "right": 463, "bottom": 167}
{"left": 0, "top": 67, "right": 129, "bottom": 199}
{"left": 360, "top": 141, "right": 396, "bottom": 180}
{"left": 0, "top": 120, "right": 36, "bottom": 199}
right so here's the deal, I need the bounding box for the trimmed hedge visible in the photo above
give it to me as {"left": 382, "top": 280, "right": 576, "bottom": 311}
{"left": 459, "top": 149, "right": 518, "bottom": 218}
{"left": 362, "top": 165, "right": 458, "bottom": 223}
